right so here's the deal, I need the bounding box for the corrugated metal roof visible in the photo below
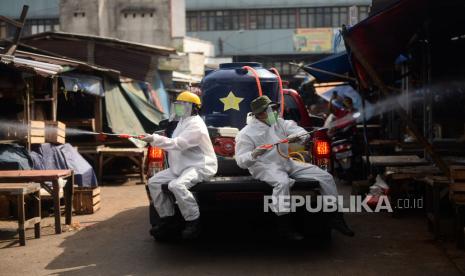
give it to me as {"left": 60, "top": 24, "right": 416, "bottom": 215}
{"left": 0, "top": 54, "right": 63, "bottom": 76}
{"left": 23, "top": 31, "right": 176, "bottom": 55}
{"left": 14, "top": 49, "right": 120, "bottom": 79}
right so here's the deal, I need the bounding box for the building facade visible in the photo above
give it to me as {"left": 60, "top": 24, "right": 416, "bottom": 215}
{"left": 186, "top": 0, "right": 371, "bottom": 79}
{"left": 59, "top": 0, "right": 185, "bottom": 48}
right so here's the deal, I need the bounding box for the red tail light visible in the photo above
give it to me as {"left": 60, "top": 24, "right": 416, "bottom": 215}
{"left": 146, "top": 146, "right": 164, "bottom": 177}
{"left": 148, "top": 146, "right": 163, "bottom": 162}
{"left": 314, "top": 140, "right": 330, "bottom": 158}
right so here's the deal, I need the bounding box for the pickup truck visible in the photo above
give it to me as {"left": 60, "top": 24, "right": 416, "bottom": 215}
{"left": 145, "top": 63, "right": 333, "bottom": 241}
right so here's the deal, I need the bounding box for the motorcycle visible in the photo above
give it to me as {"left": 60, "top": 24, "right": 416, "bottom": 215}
{"left": 330, "top": 124, "right": 357, "bottom": 185}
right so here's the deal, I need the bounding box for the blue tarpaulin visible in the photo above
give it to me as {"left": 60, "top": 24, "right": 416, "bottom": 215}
{"left": 303, "top": 52, "right": 353, "bottom": 83}
{"left": 0, "top": 144, "right": 32, "bottom": 170}
{"left": 32, "top": 143, "right": 97, "bottom": 187}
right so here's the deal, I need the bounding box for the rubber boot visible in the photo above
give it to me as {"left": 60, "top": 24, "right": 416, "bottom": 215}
{"left": 331, "top": 212, "right": 354, "bottom": 237}
{"left": 182, "top": 218, "right": 201, "bottom": 240}
{"left": 150, "top": 216, "right": 178, "bottom": 239}
{"left": 276, "top": 215, "right": 304, "bottom": 241}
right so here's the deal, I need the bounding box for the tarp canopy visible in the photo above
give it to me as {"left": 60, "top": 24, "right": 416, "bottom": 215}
{"left": 344, "top": 0, "right": 428, "bottom": 88}
{"left": 104, "top": 78, "right": 147, "bottom": 135}
{"left": 61, "top": 73, "right": 104, "bottom": 97}
{"left": 151, "top": 71, "right": 170, "bottom": 116}
{"left": 303, "top": 52, "right": 353, "bottom": 83}
{"left": 120, "top": 81, "right": 166, "bottom": 128}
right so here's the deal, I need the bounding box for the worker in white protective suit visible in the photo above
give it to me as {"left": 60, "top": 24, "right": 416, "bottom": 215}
{"left": 142, "top": 91, "right": 217, "bottom": 240}
{"left": 235, "top": 95, "right": 354, "bottom": 240}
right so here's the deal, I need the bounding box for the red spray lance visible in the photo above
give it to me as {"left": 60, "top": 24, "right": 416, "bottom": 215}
{"left": 95, "top": 130, "right": 165, "bottom": 141}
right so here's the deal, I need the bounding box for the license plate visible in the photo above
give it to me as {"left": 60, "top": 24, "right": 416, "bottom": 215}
{"left": 335, "top": 150, "right": 352, "bottom": 159}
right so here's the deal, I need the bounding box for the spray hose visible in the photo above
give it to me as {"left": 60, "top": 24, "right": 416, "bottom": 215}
{"left": 242, "top": 66, "right": 263, "bottom": 96}
{"left": 255, "top": 127, "right": 326, "bottom": 162}
{"left": 269, "top": 67, "right": 285, "bottom": 117}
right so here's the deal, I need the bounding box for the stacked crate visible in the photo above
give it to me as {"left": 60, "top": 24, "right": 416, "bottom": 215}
{"left": 45, "top": 121, "right": 66, "bottom": 144}
{"left": 29, "top": 121, "right": 45, "bottom": 144}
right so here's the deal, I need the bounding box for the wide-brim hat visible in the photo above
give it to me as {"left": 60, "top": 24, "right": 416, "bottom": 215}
{"left": 250, "top": 95, "right": 278, "bottom": 114}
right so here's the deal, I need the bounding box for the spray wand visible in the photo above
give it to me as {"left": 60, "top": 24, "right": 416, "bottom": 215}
{"left": 95, "top": 130, "right": 165, "bottom": 140}
{"left": 255, "top": 111, "right": 361, "bottom": 150}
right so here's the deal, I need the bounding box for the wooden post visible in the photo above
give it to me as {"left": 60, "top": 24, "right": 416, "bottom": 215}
{"left": 52, "top": 179, "right": 61, "bottom": 234}
{"left": 341, "top": 26, "right": 450, "bottom": 177}
{"left": 25, "top": 83, "right": 31, "bottom": 152}
{"left": 65, "top": 172, "right": 74, "bottom": 225}
{"left": 94, "top": 96, "right": 102, "bottom": 134}
{"left": 52, "top": 77, "right": 58, "bottom": 121}
{"left": 17, "top": 193, "right": 25, "bottom": 246}
{"left": 5, "top": 5, "right": 28, "bottom": 55}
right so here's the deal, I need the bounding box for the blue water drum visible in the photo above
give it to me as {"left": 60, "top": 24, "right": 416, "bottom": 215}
{"left": 201, "top": 62, "right": 280, "bottom": 129}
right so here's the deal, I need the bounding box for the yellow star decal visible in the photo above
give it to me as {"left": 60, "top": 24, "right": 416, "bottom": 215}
{"left": 220, "top": 91, "right": 244, "bottom": 111}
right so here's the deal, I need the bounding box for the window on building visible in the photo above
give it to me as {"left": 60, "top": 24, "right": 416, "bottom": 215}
{"left": 280, "top": 10, "right": 289, "bottom": 28}
{"left": 208, "top": 11, "right": 215, "bottom": 30}
{"left": 187, "top": 12, "right": 198, "bottom": 32}
{"left": 272, "top": 10, "right": 280, "bottom": 29}
{"left": 288, "top": 9, "right": 296, "bottom": 28}
{"left": 315, "top": 7, "right": 324, "bottom": 27}
{"left": 199, "top": 11, "right": 208, "bottom": 31}
{"left": 249, "top": 10, "right": 257, "bottom": 29}
{"left": 264, "top": 9, "right": 272, "bottom": 29}
{"left": 256, "top": 10, "right": 266, "bottom": 29}
{"left": 358, "top": 6, "right": 369, "bottom": 21}
{"left": 299, "top": 8, "right": 316, "bottom": 28}
{"left": 223, "top": 10, "right": 232, "bottom": 30}
{"left": 215, "top": 11, "right": 224, "bottom": 30}
{"left": 186, "top": 6, "right": 358, "bottom": 32}
{"left": 231, "top": 10, "right": 247, "bottom": 30}
{"left": 331, "top": 6, "right": 349, "bottom": 27}
{"left": 323, "top": 7, "right": 332, "bottom": 26}
{"left": 24, "top": 18, "right": 60, "bottom": 36}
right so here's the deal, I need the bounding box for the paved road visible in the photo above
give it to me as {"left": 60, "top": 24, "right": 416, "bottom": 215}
{"left": 0, "top": 184, "right": 463, "bottom": 275}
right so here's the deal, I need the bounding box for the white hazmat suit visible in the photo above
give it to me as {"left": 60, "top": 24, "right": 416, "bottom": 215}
{"left": 147, "top": 115, "right": 217, "bottom": 221}
{"left": 235, "top": 115, "right": 338, "bottom": 215}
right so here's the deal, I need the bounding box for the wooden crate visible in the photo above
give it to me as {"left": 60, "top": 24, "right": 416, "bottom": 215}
{"left": 73, "top": 187, "right": 101, "bottom": 215}
{"left": 45, "top": 121, "right": 66, "bottom": 144}
{"left": 450, "top": 166, "right": 465, "bottom": 204}
{"left": 30, "top": 120, "right": 45, "bottom": 144}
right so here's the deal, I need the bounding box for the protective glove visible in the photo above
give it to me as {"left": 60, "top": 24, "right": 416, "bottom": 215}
{"left": 141, "top": 134, "right": 154, "bottom": 143}
{"left": 287, "top": 134, "right": 305, "bottom": 143}
{"left": 251, "top": 147, "right": 269, "bottom": 159}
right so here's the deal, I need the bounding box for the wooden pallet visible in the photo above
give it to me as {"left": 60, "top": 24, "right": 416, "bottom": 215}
{"left": 73, "top": 187, "right": 101, "bottom": 215}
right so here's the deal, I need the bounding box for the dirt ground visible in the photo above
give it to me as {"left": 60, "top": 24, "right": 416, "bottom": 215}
{"left": 0, "top": 181, "right": 464, "bottom": 276}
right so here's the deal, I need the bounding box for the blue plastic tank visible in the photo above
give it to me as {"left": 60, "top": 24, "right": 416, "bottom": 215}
{"left": 201, "top": 62, "right": 280, "bottom": 129}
